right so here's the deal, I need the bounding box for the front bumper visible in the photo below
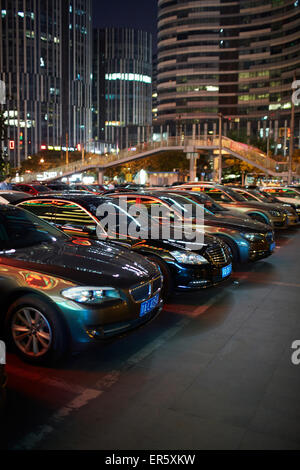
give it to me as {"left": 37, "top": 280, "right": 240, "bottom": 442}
{"left": 170, "top": 262, "right": 232, "bottom": 290}
{"left": 287, "top": 214, "right": 300, "bottom": 226}
{"left": 270, "top": 214, "right": 288, "bottom": 229}
{"left": 84, "top": 300, "right": 163, "bottom": 340}
{"left": 248, "top": 238, "right": 275, "bottom": 261}
{"left": 57, "top": 279, "right": 163, "bottom": 347}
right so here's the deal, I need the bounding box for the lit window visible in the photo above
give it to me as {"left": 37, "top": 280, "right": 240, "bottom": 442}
{"left": 105, "top": 73, "right": 151, "bottom": 84}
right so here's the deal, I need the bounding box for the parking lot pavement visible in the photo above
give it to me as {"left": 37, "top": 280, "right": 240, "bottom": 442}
{"left": 2, "top": 229, "right": 300, "bottom": 450}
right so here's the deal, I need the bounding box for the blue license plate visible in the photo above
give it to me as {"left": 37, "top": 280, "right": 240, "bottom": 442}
{"left": 270, "top": 241, "right": 276, "bottom": 251}
{"left": 140, "top": 294, "right": 160, "bottom": 317}
{"left": 222, "top": 264, "right": 232, "bottom": 278}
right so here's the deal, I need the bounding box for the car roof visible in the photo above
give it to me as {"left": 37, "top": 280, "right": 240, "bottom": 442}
{"left": 0, "top": 190, "right": 31, "bottom": 202}
{"left": 18, "top": 192, "right": 114, "bottom": 205}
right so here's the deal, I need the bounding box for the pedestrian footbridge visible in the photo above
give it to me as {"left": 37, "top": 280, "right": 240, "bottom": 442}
{"left": 21, "top": 136, "right": 299, "bottom": 182}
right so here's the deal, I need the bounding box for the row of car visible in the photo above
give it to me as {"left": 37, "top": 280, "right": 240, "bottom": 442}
{"left": 0, "top": 181, "right": 299, "bottom": 411}
{"left": 0, "top": 183, "right": 299, "bottom": 367}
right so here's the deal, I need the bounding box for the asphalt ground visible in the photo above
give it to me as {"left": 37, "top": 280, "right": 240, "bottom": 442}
{"left": 1, "top": 227, "right": 300, "bottom": 450}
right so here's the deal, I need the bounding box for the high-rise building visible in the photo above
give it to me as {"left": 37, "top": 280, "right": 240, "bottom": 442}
{"left": 152, "top": 54, "right": 158, "bottom": 122}
{"left": 157, "top": 0, "right": 300, "bottom": 132}
{"left": 93, "top": 27, "right": 152, "bottom": 148}
{"left": 0, "top": 0, "right": 92, "bottom": 166}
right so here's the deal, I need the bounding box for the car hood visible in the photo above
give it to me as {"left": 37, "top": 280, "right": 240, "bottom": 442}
{"left": 0, "top": 239, "right": 158, "bottom": 289}
{"left": 205, "top": 213, "right": 270, "bottom": 232}
{"left": 225, "top": 200, "right": 281, "bottom": 212}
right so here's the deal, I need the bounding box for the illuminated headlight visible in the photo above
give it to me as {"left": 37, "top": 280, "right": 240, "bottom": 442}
{"left": 171, "top": 250, "right": 209, "bottom": 265}
{"left": 241, "top": 232, "right": 264, "bottom": 242}
{"left": 269, "top": 210, "right": 282, "bottom": 217}
{"left": 61, "top": 286, "right": 121, "bottom": 304}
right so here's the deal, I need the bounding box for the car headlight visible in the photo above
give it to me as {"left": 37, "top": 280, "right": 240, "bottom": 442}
{"left": 241, "top": 232, "right": 264, "bottom": 242}
{"left": 170, "top": 250, "right": 209, "bottom": 265}
{"left": 269, "top": 210, "right": 282, "bottom": 217}
{"left": 61, "top": 286, "right": 121, "bottom": 304}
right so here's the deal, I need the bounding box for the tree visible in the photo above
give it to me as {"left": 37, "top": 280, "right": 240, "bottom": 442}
{"left": 222, "top": 156, "right": 263, "bottom": 182}
{"left": 104, "top": 150, "right": 190, "bottom": 180}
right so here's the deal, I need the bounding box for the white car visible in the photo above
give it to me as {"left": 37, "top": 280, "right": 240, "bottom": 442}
{"left": 260, "top": 187, "right": 300, "bottom": 218}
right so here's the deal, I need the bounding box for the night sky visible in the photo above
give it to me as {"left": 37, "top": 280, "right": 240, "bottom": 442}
{"left": 92, "top": 0, "right": 157, "bottom": 51}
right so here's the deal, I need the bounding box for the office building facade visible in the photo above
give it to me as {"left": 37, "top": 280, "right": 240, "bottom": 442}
{"left": 157, "top": 0, "right": 300, "bottom": 134}
{"left": 0, "top": 0, "right": 92, "bottom": 166}
{"left": 93, "top": 27, "right": 152, "bottom": 148}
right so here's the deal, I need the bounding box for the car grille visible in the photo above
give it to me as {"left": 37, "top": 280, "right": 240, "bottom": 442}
{"left": 204, "top": 242, "right": 229, "bottom": 266}
{"left": 130, "top": 275, "right": 162, "bottom": 303}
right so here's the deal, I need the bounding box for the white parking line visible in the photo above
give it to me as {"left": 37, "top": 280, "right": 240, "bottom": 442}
{"left": 12, "top": 291, "right": 224, "bottom": 450}
{"left": 13, "top": 388, "right": 102, "bottom": 450}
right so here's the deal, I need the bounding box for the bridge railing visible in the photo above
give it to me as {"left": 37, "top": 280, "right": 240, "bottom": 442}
{"left": 21, "top": 136, "right": 300, "bottom": 182}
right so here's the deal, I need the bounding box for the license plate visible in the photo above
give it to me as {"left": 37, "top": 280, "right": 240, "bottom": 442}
{"left": 222, "top": 264, "right": 232, "bottom": 278}
{"left": 140, "top": 294, "right": 159, "bottom": 317}
{"left": 270, "top": 242, "right": 276, "bottom": 251}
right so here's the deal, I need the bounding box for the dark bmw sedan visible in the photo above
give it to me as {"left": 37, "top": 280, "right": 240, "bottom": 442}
{"left": 16, "top": 194, "right": 233, "bottom": 298}
{"left": 147, "top": 190, "right": 276, "bottom": 263}
{"left": 0, "top": 205, "right": 163, "bottom": 363}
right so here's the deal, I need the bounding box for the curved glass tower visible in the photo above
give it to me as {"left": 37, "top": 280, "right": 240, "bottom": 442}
{"left": 157, "top": 0, "right": 300, "bottom": 129}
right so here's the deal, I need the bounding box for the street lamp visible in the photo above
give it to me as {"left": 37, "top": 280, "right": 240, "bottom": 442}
{"left": 218, "top": 113, "right": 223, "bottom": 184}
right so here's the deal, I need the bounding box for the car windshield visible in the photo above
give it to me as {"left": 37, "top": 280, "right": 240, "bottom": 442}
{"left": 86, "top": 199, "right": 152, "bottom": 237}
{"left": 178, "top": 192, "right": 226, "bottom": 213}
{"left": 32, "top": 185, "right": 50, "bottom": 192}
{"left": 157, "top": 194, "right": 207, "bottom": 220}
{"left": 224, "top": 188, "right": 248, "bottom": 202}
{"left": 250, "top": 190, "right": 272, "bottom": 203}
{"left": 0, "top": 205, "right": 69, "bottom": 250}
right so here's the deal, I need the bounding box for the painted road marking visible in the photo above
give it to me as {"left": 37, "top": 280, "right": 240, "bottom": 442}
{"left": 11, "top": 291, "right": 226, "bottom": 450}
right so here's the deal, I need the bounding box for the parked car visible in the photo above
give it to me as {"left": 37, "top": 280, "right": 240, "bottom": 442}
{"left": 0, "top": 190, "right": 31, "bottom": 204}
{"left": 70, "top": 184, "right": 107, "bottom": 193}
{"left": 13, "top": 183, "right": 52, "bottom": 196}
{"left": 260, "top": 187, "right": 300, "bottom": 217}
{"left": 0, "top": 204, "right": 163, "bottom": 363}
{"left": 44, "top": 182, "right": 70, "bottom": 191}
{"left": 227, "top": 187, "right": 299, "bottom": 226}
{"left": 139, "top": 190, "right": 276, "bottom": 263}
{"left": 16, "top": 194, "right": 233, "bottom": 298}
{"left": 173, "top": 183, "right": 288, "bottom": 228}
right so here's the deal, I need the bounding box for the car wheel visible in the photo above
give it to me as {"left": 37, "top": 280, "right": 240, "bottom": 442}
{"left": 6, "top": 294, "right": 68, "bottom": 364}
{"left": 146, "top": 256, "right": 172, "bottom": 301}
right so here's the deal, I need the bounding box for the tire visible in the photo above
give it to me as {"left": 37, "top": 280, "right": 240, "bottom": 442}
{"left": 146, "top": 256, "right": 173, "bottom": 301}
{"left": 5, "top": 294, "right": 68, "bottom": 365}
